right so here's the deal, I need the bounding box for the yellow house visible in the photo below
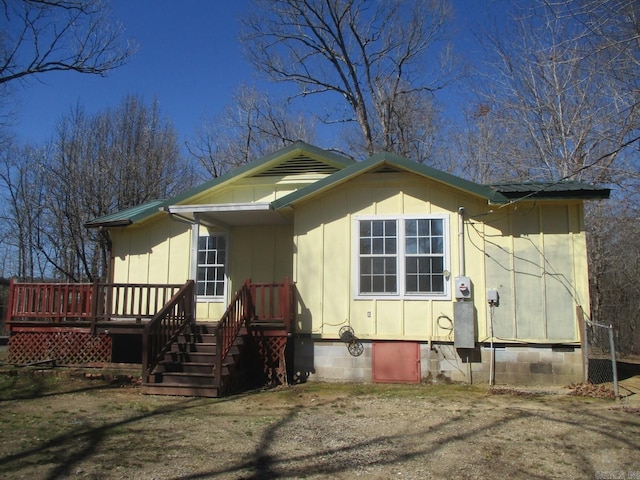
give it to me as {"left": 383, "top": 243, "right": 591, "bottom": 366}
{"left": 89, "top": 141, "right": 609, "bottom": 386}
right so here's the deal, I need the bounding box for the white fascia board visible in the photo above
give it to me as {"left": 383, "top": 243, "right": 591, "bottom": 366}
{"left": 167, "top": 202, "right": 273, "bottom": 214}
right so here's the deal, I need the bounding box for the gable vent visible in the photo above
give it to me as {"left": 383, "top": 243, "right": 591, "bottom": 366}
{"left": 371, "top": 164, "right": 403, "bottom": 174}
{"left": 254, "top": 154, "right": 342, "bottom": 177}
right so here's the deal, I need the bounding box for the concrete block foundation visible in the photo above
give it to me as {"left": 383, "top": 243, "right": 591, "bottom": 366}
{"left": 292, "top": 336, "right": 584, "bottom": 386}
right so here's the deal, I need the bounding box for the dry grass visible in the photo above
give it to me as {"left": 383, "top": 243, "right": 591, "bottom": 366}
{"left": 1, "top": 368, "right": 640, "bottom": 479}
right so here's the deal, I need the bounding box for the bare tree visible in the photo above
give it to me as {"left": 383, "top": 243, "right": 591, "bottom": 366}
{"left": 36, "top": 95, "right": 191, "bottom": 281}
{"left": 0, "top": 0, "right": 136, "bottom": 86}
{"left": 463, "top": 0, "right": 639, "bottom": 184}
{"left": 188, "top": 85, "right": 316, "bottom": 178}
{"left": 241, "top": 0, "right": 455, "bottom": 161}
{"left": 0, "top": 140, "right": 48, "bottom": 279}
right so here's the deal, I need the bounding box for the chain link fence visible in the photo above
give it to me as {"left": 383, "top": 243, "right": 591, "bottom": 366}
{"left": 582, "top": 313, "right": 619, "bottom": 397}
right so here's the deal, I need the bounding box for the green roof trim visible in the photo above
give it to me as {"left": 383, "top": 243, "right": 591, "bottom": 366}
{"left": 85, "top": 199, "right": 166, "bottom": 228}
{"left": 166, "top": 141, "right": 355, "bottom": 206}
{"left": 271, "top": 152, "right": 510, "bottom": 209}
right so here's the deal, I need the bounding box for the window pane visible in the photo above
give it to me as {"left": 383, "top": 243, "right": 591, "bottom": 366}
{"left": 432, "top": 275, "right": 444, "bottom": 293}
{"left": 372, "top": 221, "right": 384, "bottom": 236}
{"left": 360, "top": 221, "right": 371, "bottom": 237}
{"left": 385, "top": 220, "right": 396, "bottom": 236}
{"left": 418, "top": 219, "right": 430, "bottom": 236}
{"left": 360, "top": 258, "right": 372, "bottom": 274}
{"left": 431, "top": 219, "right": 443, "bottom": 236}
{"left": 406, "top": 237, "right": 417, "bottom": 254}
{"left": 431, "top": 257, "right": 444, "bottom": 273}
{"left": 418, "top": 275, "right": 429, "bottom": 292}
{"left": 406, "top": 220, "right": 417, "bottom": 236}
{"left": 418, "top": 257, "right": 430, "bottom": 273}
{"left": 406, "top": 275, "right": 417, "bottom": 292}
{"left": 385, "top": 257, "right": 397, "bottom": 274}
{"left": 360, "top": 275, "right": 372, "bottom": 293}
{"left": 360, "top": 238, "right": 371, "bottom": 255}
{"left": 372, "top": 276, "right": 385, "bottom": 292}
{"left": 385, "top": 238, "right": 396, "bottom": 254}
{"left": 372, "top": 258, "right": 385, "bottom": 274}
{"left": 418, "top": 238, "right": 430, "bottom": 254}
{"left": 372, "top": 238, "right": 384, "bottom": 254}
{"left": 431, "top": 237, "right": 443, "bottom": 254}
{"left": 406, "top": 257, "right": 417, "bottom": 274}
{"left": 385, "top": 276, "right": 397, "bottom": 293}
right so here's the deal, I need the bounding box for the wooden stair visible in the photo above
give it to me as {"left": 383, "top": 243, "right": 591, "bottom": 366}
{"left": 141, "top": 322, "right": 245, "bottom": 397}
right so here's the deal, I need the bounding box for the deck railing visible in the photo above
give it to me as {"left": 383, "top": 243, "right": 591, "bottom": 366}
{"left": 249, "top": 277, "right": 293, "bottom": 331}
{"left": 142, "top": 280, "right": 195, "bottom": 382}
{"left": 6, "top": 279, "right": 184, "bottom": 329}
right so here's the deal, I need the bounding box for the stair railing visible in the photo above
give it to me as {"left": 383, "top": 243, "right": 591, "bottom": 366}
{"left": 214, "top": 279, "right": 253, "bottom": 389}
{"left": 142, "top": 280, "right": 195, "bottom": 383}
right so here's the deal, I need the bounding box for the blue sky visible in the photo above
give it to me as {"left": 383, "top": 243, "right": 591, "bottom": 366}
{"left": 12, "top": 0, "right": 500, "bottom": 150}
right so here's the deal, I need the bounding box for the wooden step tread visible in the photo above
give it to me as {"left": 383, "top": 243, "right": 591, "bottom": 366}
{"left": 141, "top": 383, "right": 219, "bottom": 398}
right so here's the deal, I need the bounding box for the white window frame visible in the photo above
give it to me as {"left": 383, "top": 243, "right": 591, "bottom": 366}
{"left": 192, "top": 221, "right": 228, "bottom": 302}
{"left": 353, "top": 214, "right": 451, "bottom": 300}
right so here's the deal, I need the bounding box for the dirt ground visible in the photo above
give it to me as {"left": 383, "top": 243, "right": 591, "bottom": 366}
{"left": 1, "top": 367, "right": 640, "bottom": 480}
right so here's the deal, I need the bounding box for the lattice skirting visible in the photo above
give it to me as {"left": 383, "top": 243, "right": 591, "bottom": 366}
{"left": 8, "top": 330, "right": 112, "bottom": 365}
{"left": 248, "top": 332, "right": 288, "bottom": 386}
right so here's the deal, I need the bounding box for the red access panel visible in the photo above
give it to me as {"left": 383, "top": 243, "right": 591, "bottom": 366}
{"left": 372, "top": 341, "right": 421, "bottom": 384}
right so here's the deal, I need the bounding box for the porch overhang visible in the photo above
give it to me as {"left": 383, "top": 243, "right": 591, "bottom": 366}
{"left": 166, "top": 202, "right": 293, "bottom": 227}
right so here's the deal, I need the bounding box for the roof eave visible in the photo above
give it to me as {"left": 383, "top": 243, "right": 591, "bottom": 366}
{"left": 84, "top": 219, "right": 133, "bottom": 229}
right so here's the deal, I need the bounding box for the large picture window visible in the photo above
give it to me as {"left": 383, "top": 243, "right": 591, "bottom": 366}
{"left": 197, "top": 234, "right": 226, "bottom": 297}
{"left": 356, "top": 216, "right": 449, "bottom": 298}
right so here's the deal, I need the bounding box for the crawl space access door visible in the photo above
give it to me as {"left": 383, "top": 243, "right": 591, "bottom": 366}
{"left": 372, "top": 341, "right": 420, "bottom": 384}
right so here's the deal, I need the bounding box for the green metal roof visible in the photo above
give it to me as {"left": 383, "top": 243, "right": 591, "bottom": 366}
{"left": 85, "top": 199, "right": 166, "bottom": 228}
{"left": 166, "top": 141, "right": 355, "bottom": 206}
{"left": 86, "top": 145, "right": 611, "bottom": 229}
{"left": 85, "top": 142, "right": 354, "bottom": 228}
{"left": 271, "top": 152, "right": 510, "bottom": 209}
{"left": 489, "top": 181, "right": 610, "bottom": 200}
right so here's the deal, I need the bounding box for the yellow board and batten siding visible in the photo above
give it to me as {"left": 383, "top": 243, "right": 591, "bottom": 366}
{"left": 293, "top": 171, "right": 589, "bottom": 345}
{"left": 109, "top": 173, "right": 313, "bottom": 322}
{"left": 294, "top": 172, "right": 477, "bottom": 342}
{"left": 477, "top": 202, "right": 588, "bottom": 344}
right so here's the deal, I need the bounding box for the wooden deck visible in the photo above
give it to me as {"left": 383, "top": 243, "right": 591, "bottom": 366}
{"left": 4, "top": 278, "right": 295, "bottom": 395}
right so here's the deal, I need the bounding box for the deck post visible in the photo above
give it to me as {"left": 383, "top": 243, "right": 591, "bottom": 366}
{"left": 282, "top": 277, "right": 291, "bottom": 333}
{"left": 90, "top": 279, "right": 99, "bottom": 334}
{"left": 244, "top": 278, "right": 252, "bottom": 321}
{"left": 6, "top": 278, "right": 15, "bottom": 329}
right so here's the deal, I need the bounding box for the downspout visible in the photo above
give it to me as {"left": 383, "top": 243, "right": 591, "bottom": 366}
{"left": 190, "top": 213, "right": 200, "bottom": 281}
{"left": 458, "top": 207, "right": 465, "bottom": 277}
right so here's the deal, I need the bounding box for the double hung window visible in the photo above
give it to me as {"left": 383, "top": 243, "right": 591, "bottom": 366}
{"left": 357, "top": 215, "right": 449, "bottom": 298}
{"left": 196, "top": 234, "right": 226, "bottom": 297}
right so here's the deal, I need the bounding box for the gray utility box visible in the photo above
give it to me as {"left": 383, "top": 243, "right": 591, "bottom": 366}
{"left": 453, "top": 301, "right": 475, "bottom": 348}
